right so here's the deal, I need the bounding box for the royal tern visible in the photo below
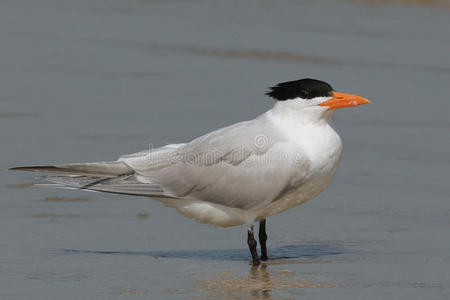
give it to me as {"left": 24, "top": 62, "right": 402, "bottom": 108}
{"left": 10, "top": 78, "right": 370, "bottom": 265}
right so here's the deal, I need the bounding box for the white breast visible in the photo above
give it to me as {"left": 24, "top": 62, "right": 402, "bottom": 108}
{"left": 255, "top": 117, "right": 343, "bottom": 220}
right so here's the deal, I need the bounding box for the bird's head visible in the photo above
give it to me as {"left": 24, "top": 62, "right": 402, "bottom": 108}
{"left": 266, "top": 78, "right": 371, "bottom": 115}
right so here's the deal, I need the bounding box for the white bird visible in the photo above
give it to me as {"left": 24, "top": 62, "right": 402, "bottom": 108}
{"left": 10, "top": 78, "right": 370, "bottom": 265}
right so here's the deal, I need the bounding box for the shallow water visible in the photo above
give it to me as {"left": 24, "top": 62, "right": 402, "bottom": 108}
{"left": 1, "top": 0, "right": 449, "bottom": 299}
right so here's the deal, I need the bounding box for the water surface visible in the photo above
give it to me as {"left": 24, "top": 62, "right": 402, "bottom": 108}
{"left": 1, "top": 0, "right": 449, "bottom": 299}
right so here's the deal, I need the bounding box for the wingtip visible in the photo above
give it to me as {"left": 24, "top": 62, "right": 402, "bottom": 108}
{"left": 9, "top": 166, "right": 55, "bottom": 171}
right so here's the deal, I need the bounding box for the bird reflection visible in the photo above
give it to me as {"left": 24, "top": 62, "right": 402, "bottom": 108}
{"left": 249, "top": 264, "right": 272, "bottom": 299}
{"left": 198, "top": 263, "right": 335, "bottom": 299}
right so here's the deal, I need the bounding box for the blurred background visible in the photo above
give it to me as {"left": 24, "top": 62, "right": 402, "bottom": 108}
{"left": 1, "top": 0, "right": 449, "bottom": 299}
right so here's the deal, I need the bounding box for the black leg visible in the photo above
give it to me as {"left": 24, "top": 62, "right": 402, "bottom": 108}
{"left": 259, "top": 219, "right": 268, "bottom": 261}
{"left": 247, "top": 227, "right": 260, "bottom": 266}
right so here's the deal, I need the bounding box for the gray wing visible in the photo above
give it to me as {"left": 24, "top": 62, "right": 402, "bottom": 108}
{"left": 121, "top": 115, "right": 311, "bottom": 210}
{"left": 45, "top": 174, "right": 166, "bottom": 196}
{"left": 11, "top": 115, "right": 310, "bottom": 208}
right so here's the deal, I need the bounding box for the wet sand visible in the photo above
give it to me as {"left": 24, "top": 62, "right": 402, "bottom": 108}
{"left": 1, "top": 0, "right": 449, "bottom": 299}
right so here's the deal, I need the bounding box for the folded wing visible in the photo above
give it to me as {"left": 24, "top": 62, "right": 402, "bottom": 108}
{"left": 11, "top": 115, "right": 311, "bottom": 210}
{"left": 121, "top": 116, "right": 311, "bottom": 210}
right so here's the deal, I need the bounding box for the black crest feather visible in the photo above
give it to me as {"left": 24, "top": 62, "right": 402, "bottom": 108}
{"left": 265, "top": 78, "right": 334, "bottom": 101}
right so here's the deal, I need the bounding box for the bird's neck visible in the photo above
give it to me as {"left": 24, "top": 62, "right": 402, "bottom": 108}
{"left": 268, "top": 101, "right": 334, "bottom": 127}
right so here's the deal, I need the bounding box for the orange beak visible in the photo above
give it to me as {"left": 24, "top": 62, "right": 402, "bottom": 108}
{"left": 319, "top": 92, "right": 371, "bottom": 110}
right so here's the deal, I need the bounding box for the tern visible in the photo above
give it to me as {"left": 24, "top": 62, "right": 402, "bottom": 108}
{"left": 10, "top": 78, "right": 370, "bottom": 265}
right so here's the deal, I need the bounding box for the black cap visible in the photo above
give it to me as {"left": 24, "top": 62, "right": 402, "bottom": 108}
{"left": 266, "top": 78, "right": 334, "bottom": 101}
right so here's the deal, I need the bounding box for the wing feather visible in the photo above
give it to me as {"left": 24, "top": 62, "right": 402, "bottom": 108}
{"left": 46, "top": 174, "right": 167, "bottom": 197}
{"left": 120, "top": 115, "right": 311, "bottom": 210}
{"left": 11, "top": 115, "right": 311, "bottom": 208}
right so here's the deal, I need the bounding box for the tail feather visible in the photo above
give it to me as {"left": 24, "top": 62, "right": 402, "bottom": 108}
{"left": 10, "top": 161, "right": 172, "bottom": 198}
{"left": 45, "top": 174, "right": 168, "bottom": 197}
{"left": 9, "top": 161, "right": 132, "bottom": 178}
